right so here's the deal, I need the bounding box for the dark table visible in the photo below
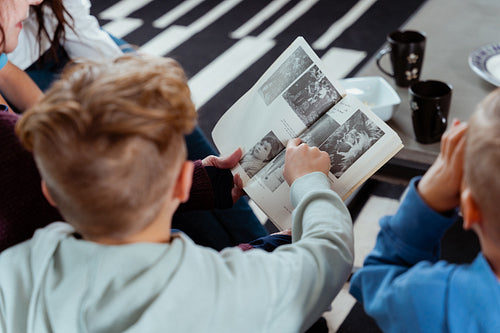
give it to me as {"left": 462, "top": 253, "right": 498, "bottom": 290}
{"left": 357, "top": 0, "right": 500, "bottom": 171}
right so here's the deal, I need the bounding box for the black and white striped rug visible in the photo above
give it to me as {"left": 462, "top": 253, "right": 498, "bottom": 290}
{"left": 91, "top": 0, "right": 428, "bottom": 144}
{"left": 89, "top": 1, "right": 431, "bottom": 331}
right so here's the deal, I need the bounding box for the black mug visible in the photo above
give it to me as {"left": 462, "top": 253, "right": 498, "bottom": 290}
{"left": 376, "top": 30, "right": 426, "bottom": 87}
{"left": 409, "top": 80, "right": 452, "bottom": 144}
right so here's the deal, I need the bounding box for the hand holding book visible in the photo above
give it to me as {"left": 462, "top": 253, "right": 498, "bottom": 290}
{"left": 283, "top": 138, "right": 331, "bottom": 186}
{"left": 201, "top": 148, "right": 245, "bottom": 204}
{"left": 212, "top": 37, "right": 403, "bottom": 230}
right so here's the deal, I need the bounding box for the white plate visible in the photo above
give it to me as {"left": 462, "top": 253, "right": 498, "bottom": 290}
{"left": 468, "top": 42, "right": 500, "bottom": 87}
{"left": 339, "top": 76, "right": 401, "bottom": 121}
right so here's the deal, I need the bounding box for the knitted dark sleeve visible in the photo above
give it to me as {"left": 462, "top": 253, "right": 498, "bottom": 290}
{"left": 0, "top": 113, "right": 62, "bottom": 252}
{"left": 176, "top": 160, "right": 234, "bottom": 212}
{"left": 176, "top": 160, "right": 216, "bottom": 212}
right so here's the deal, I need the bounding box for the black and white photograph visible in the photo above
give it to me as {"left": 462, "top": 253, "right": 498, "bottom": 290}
{"left": 240, "top": 131, "right": 285, "bottom": 178}
{"left": 300, "top": 113, "right": 341, "bottom": 148}
{"left": 282, "top": 65, "right": 341, "bottom": 127}
{"left": 258, "top": 47, "right": 313, "bottom": 105}
{"left": 260, "top": 151, "right": 286, "bottom": 192}
{"left": 319, "top": 110, "right": 384, "bottom": 178}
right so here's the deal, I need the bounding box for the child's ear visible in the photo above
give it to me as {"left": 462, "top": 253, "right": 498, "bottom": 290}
{"left": 41, "top": 180, "right": 57, "bottom": 207}
{"left": 461, "top": 188, "right": 482, "bottom": 231}
{"left": 173, "top": 161, "right": 194, "bottom": 203}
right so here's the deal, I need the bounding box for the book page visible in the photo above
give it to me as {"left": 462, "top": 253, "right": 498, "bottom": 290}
{"left": 244, "top": 95, "right": 403, "bottom": 230}
{"left": 212, "top": 37, "right": 402, "bottom": 231}
{"left": 212, "top": 37, "right": 345, "bottom": 183}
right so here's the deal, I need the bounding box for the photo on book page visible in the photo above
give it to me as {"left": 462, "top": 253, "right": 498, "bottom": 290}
{"left": 212, "top": 37, "right": 403, "bottom": 230}
{"left": 239, "top": 131, "right": 285, "bottom": 178}
{"left": 258, "top": 46, "right": 313, "bottom": 105}
{"left": 282, "top": 64, "right": 341, "bottom": 127}
{"left": 319, "top": 110, "right": 384, "bottom": 178}
{"left": 256, "top": 113, "right": 341, "bottom": 193}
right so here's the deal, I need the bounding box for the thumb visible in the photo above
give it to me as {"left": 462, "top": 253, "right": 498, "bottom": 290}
{"left": 231, "top": 173, "right": 245, "bottom": 204}
{"left": 206, "top": 148, "right": 243, "bottom": 169}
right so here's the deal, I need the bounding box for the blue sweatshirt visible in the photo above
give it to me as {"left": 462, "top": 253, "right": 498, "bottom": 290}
{"left": 350, "top": 177, "right": 500, "bottom": 332}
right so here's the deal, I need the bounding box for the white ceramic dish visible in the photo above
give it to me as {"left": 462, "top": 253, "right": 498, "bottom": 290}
{"left": 339, "top": 76, "right": 401, "bottom": 121}
{"left": 468, "top": 42, "right": 500, "bottom": 87}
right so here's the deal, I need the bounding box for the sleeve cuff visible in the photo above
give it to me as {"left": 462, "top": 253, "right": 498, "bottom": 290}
{"left": 177, "top": 160, "right": 215, "bottom": 212}
{"left": 290, "top": 172, "right": 332, "bottom": 207}
{"left": 204, "top": 166, "right": 233, "bottom": 209}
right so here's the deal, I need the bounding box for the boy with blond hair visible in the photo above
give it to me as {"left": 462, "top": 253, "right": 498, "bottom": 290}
{"left": 0, "top": 55, "right": 354, "bottom": 332}
{"left": 350, "top": 88, "right": 500, "bottom": 332}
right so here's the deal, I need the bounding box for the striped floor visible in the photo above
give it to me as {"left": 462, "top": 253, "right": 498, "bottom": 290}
{"left": 90, "top": 0, "right": 428, "bottom": 144}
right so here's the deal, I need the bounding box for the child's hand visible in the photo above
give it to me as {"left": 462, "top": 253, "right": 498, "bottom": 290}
{"left": 202, "top": 148, "right": 242, "bottom": 169}
{"left": 418, "top": 120, "right": 468, "bottom": 213}
{"left": 202, "top": 148, "right": 245, "bottom": 203}
{"left": 271, "top": 229, "right": 292, "bottom": 236}
{"left": 283, "top": 138, "right": 330, "bottom": 186}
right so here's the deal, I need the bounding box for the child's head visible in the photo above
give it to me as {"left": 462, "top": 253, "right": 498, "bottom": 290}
{"left": 16, "top": 55, "right": 197, "bottom": 241}
{"left": 0, "top": 0, "right": 43, "bottom": 53}
{"left": 252, "top": 136, "right": 280, "bottom": 162}
{"left": 463, "top": 88, "right": 500, "bottom": 237}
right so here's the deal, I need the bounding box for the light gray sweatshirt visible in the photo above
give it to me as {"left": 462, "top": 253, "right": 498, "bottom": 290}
{"left": 0, "top": 172, "right": 353, "bottom": 333}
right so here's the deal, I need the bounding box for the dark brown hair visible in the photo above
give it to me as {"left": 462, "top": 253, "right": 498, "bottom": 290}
{"left": 34, "top": 0, "right": 75, "bottom": 64}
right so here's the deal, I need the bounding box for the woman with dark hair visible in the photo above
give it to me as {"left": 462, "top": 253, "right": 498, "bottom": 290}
{"left": 9, "top": 0, "right": 123, "bottom": 91}
{"left": 0, "top": 0, "right": 44, "bottom": 112}
{"left": 0, "top": 0, "right": 268, "bottom": 251}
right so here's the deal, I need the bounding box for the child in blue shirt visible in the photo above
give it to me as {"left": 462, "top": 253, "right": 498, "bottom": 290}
{"left": 350, "top": 88, "right": 500, "bottom": 332}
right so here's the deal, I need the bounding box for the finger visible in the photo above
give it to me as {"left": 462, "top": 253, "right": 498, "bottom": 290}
{"left": 272, "top": 229, "right": 292, "bottom": 236}
{"left": 231, "top": 174, "right": 246, "bottom": 203}
{"left": 202, "top": 148, "right": 243, "bottom": 168}
{"left": 441, "top": 122, "right": 467, "bottom": 157}
{"left": 233, "top": 173, "right": 243, "bottom": 189}
{"left": 286, "top": 138, "right": 302, "bottom": 149}
{"left": 445, "top": 123, "right": 468, "bottom": 156}
{"left": 231, "top": 187, "right": 245, "bottom": 204}
{"left": 201, "top": 155, "right": 218, "bottom": 167}
{"left": 445, "top": 120, "right": 467, "bottom": 137}
{"left": 214, "top": 148, "right": 243, "bottom": 169}
{"left": 451, "top": 134, "right": 467, "bottom": 171}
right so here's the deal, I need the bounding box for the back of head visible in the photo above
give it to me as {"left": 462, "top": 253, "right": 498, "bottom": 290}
{"left": 464, "top": 88, "right": 500, "bottom": 230}
{"left": 16, "top": 55, "right": 197, "bottom": 241}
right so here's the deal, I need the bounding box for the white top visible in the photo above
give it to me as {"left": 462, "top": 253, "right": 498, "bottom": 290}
{"left": 8, "top": 0, "right": 122, "bottom": 70}
{"left": 0, "top": 172, "right": 354, "bottom": 333}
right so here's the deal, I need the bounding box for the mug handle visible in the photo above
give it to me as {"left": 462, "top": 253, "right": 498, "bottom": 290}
{"left": 376, "top": 47, "right": 394, "bottom": 78}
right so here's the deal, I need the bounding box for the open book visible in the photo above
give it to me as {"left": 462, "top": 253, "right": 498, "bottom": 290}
{"left": 212, "top": 37, "right": 403, "bottom": 230}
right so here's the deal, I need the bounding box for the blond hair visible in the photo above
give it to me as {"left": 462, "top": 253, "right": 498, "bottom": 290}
{"left": 464, "top": 88, "right": 500, "bottom": 229}
{"left": 16, "top": 55, "right": 197, "bottom": 240}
